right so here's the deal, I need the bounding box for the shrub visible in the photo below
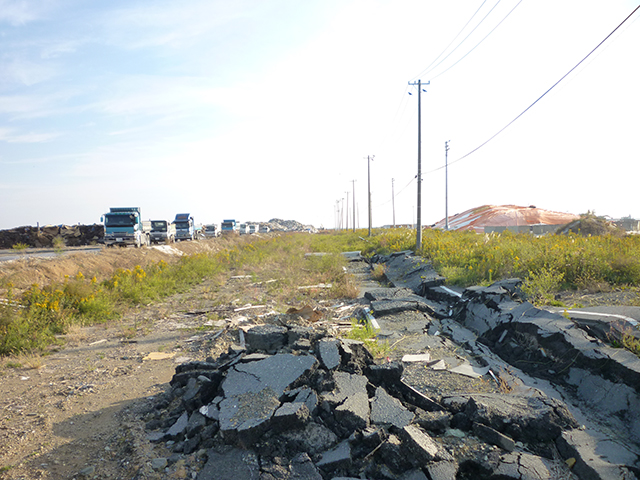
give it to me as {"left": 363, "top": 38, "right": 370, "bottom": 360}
{"left": 520, "top": 267, "right": 564, "bottom": 305}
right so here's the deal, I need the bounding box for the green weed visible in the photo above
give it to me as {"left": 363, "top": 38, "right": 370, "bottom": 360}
{"left": 344, "top": 320, "right": 392, "bottom": 359}
{"left": 11, "top": 243, "right": 29, "bottom": 252}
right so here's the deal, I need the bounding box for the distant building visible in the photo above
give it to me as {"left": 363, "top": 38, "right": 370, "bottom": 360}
{"left": 613, "top": 217, "right": 640, "bottom": 232}
{"left": 433, "top": 205, "right": 579, "bottom": 234}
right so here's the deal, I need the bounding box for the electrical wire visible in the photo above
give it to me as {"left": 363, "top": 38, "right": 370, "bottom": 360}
{"left": 373, "top": 175, "right": 416, "bottom": 208}
{"left": 428, "top": 0, "right": 524, "bottom": 81}
{"left": 415, "top": 0, "right": 503, "bottom": 80}
{"left": 427, "top": 3, "right": 640, "bottom": 174}
{"left": 411, "top": 0, "right": 489, "bottom": 81}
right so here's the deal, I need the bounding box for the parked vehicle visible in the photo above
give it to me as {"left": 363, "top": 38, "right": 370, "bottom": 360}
{"left": 204, "top": 224, "right": 220, "bottom": 238}
{"left": 259, "top": 224, "right": 271, "bottom": 234}
{"left": 239, "top": 223, "right": 249, "bottom": 235}
{"left": 221, "top": 219, "right": 238, "bottom": 234}
{"left": 173, "top": 213, "right": 195, "bottom": 241}
{"left": 101, "top": 207, "right": 151, "bottom": 248}
{"left": 248, "top": 224, "right": 259, "bottom": 234}
{"left": 194, "top": 224, "right": 205, "bottom": 240}
{"left": 149, "top": 220, "right": 176, "bottom": 244}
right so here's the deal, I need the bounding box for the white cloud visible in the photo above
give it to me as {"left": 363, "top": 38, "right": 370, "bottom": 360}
{"left": 0, "top": 58, "right": 58, "bottom": 86}
{"left": 0, "top": 127, "right": 61, "bottom": 143}
{"left": 0, "top": 0, "right": 52, "bottom": 26}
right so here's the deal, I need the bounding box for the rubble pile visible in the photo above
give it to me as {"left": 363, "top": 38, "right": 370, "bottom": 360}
{"left": 143, "top": 322, "right": 582, "bottom": 479}
{"left": 264, "top": 218, "right": 317, "bottom": 233}
{"left": 0, "top": 224, "right": 103, "bottom": 249}
{"left": 136, "top": 250, "right": 640, "bottom": 479}
{"left": 365, "top": 250, "right": 640, "bottom": 479}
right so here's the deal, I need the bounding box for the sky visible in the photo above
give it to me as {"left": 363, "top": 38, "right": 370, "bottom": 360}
{"left": 1, "top": 0, "right": 639, "bottom": 231}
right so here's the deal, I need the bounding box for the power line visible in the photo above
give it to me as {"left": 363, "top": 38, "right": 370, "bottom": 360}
{"left": 427, "top": 3, "right": 640, "bottom": 173}
{"left": 414, "top": 0, "right": 502, "bottom": 80}
{"left": 411, "top": 0, "right": 489, "bottom": 81}
{"left": 428, "top": 0, "right": 524, "bottom": 81}
{"left": 373, "top": 175, "right": 415, "bottom": 208}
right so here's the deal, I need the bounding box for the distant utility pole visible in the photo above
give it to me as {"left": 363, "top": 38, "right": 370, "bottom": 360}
{"left": 445, "top": 140, "right": 450, "bottom": 231}
{"left": 345, "top": 191, "right": 350, "bottom": 231}
{"left": 367, "top": 155, "right": 374, "bottom": 237}
{"left": 352, "top": 180, "right": 356, "bottom": 233}
{"left": 408, "top": 79, "right": 429, "bottom": 250}
{"left": 392, "top": 178, "right": 396, "bottom": 227}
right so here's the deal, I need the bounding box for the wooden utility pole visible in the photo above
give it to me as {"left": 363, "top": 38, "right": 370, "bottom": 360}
{"left": 407, "top": 79, "right": 429, "bottom": 250}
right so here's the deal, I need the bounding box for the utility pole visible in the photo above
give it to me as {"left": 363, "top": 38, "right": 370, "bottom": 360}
{"left": 391, "top": 178, "right": 396, "bottom": 227}
{"left": 367, "top": 155, "right": 374, "bottom": 236}
{"left": 408, "top": 79, "right": 429, "bottom": 251}
{"left": 345, "top": 191, "right": 350, "bottom": 231}
{"left": 352, "top": 180, "right": 356, "bottom": 233}
{"left": 445, "top": 140, "right": 450, "bottom": 231}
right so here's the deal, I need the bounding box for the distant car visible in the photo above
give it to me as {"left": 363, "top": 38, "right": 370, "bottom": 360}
{"left": 239, "top": 223, "right": 248, "bottom": 235}
{"left": 259, "top": 225, "right": 270, "bottom": 234}
{"left": 248, "top": 224, "right": 259, "bottom": 234}
{"left": 204, "top": 224, "right": 219, "bottom": 238}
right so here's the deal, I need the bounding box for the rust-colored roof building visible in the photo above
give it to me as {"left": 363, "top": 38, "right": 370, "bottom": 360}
{"left": 433, "top": 205, "right": 579, "bottom": 233}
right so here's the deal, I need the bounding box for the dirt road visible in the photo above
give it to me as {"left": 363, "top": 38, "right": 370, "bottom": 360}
{"left": 0, "top": 241, "right": 240, "bottom": 479}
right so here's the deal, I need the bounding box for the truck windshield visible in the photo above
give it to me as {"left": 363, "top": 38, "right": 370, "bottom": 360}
{"left": 174, "top": 222, "right": 189, "bottom": 229}
{"left": 151, "top": 222, "right": 167, "bottom": 231}
{"left": 105, "top": 215, "right": 136, "bottom": 227}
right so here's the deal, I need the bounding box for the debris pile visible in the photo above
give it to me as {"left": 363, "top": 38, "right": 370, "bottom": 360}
{"left": 143, "top": 319, "right": 582, "bottom": 479}
{"left": 134, "top": 249, "right": 639, "bottom": 479}
{"left": 0, "top": 224, "right": 103, "bottom": 249}
{"left": 264, "top": 218, "right": 317, "bottom": 233}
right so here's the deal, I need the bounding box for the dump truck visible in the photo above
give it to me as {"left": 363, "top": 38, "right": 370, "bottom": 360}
{"left": 149, "top": 220, "right": 176, "bottom": 244}
{"left": 203, "top": 224, "right": 220, "bottom": 238}
{"left": 101, "top": 207, "right": 151, "bottom": 248}
{"left": 221, "top": 219, "right": 238, "bottom": 234}
{"left": 173, "top": 213, "right": 195, "bottom": 241}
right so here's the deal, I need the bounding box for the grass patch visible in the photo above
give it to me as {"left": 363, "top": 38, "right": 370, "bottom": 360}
{"left": 5, "top": 228, "right": 640, "bottom": 358}
{"left": 343, "top": 320, "right": 392, "bottom": 359}
{"left": 0, "top": 233, "right": 368, "bottom": 356}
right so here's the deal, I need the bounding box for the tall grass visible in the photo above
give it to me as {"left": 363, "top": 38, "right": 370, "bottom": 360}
{"left": 4, "top": 228, "right": 640, "bottom": 356}
{"left": 0, "top": 234, "right": 361, "bottom": 356}
{"left": 361, "top": 228, "right": 640, "bottom": 293}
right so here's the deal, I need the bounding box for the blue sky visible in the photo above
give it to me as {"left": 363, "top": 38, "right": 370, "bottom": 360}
{"left": 1, "top": 0, "right": 639, "bottom": 230}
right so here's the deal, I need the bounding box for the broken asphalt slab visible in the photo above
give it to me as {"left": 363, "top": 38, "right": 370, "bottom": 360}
{"left": 141, "top": 251, "right": 640, "bottom": 479}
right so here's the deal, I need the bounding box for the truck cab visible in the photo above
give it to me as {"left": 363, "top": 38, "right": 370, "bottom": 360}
{"left": 204, "top": 224, "right": 220, "bottom": 237}
{"left": 149, "top": 220, "right": 176, "bottom": 244}
{"left": 173, "top": 213, "right": 195, "bottom": 241}
{"left": 221, "top": 219, "right": 238, "bottom": 234}
{"left": 101, "top": 207, "right": 150, "bottom": 248}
